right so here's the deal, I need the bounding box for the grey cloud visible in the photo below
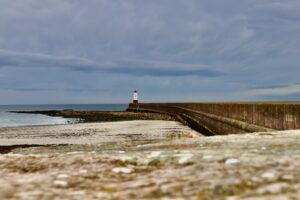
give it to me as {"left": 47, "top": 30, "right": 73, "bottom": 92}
{"left": 1, "top": 87, "right": 102, "bottom": 93}
{"left": 0, "top": 50, "right": 97, "bottom": 70}
{"left": 257, "top": 1, "right": 300, "bottom": 21}
{"left": 0, "top": 87, "right": 56, "bottom": 92}
{"left": 106, "top": 59, "right": 224, "bottom": 77}
{"left": 252, "top": 92, "right": 300, "bottom": 101}
{"left": 0, "top": 0, "right": 299, "bottom": 104}
{"left": 248, "top": 84, "right": 300, "bottom": 97}
{"left": 0, "top": 50, "right": 224, "bottom": 77}
{"left": 252, "top": 84, "right": 292, "bottom": 90}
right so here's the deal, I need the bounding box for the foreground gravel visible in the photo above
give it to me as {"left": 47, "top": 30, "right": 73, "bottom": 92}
{"left": 0, "top": 121, "right": 300, "bottom": 200}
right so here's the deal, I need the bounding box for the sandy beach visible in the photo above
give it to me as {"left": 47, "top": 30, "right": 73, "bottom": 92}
{"left": 0, "top": 121, "right": 300, "bottom": 199}
{"left": 0, "top": 120, "right": 199, "bottom": 146}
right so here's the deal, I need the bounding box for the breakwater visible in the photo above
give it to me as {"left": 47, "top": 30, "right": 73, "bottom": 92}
{"left": 128, "top": 102, "right": 300, "bottom": 136}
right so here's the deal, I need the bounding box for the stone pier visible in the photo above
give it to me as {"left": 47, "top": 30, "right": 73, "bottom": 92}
{"left": 128, "top": 102, "right": 300, "bottom": 135}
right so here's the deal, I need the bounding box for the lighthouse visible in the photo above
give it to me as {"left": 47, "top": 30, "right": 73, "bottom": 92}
{"left": 132, "top": 90, "right": 139, "bottom": 104}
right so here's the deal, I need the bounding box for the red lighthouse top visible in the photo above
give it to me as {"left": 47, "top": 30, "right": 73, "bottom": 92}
{"left": 133, "top": 90, "right": 139, "bottom": 104}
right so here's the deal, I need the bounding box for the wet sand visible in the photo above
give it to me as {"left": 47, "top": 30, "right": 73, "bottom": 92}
{"left": 0, "top": 121, "right": 300, "bottom": 199}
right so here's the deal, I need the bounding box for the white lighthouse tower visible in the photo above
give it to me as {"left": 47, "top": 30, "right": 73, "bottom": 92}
{"left": 132, "top": 90, "right": 139, "bottom": 104}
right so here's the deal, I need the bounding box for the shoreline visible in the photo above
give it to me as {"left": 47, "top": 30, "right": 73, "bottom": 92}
{"left": 1, "top": 115, "right": 300, "bottom": 199}
{"left": 2, "top": 109, "right": 300, "bottom": 199}
{"left": 9, "top": 109, "right": 175, "bottom": 123}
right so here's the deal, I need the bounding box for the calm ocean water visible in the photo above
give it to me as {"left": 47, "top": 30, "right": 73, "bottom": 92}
{"left": 0, "top": 104, "right": 128, "bottom": 128}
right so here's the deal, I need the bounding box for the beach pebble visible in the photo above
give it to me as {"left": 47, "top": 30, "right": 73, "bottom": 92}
{"left": 178, "top": 154, "right": 193, "bottom": 164}
{"left": 281, "top": 174, "right": 294, "bottom": 181}
{"left": 53, "top": 180, "right": 68, "bottom": 187}
{"left": 79, "top": 169, "right": 88, "bottom": 174}
{"left": 202, "top": 155, "right": 213, "bottom": 160}
{"left": 225, "top": 158, "right": 240, "bottom": 165}
{"left": 257, "top": 182, "right": 289, "bottom": 194}
{"left": 112, "top": 167, "right": 134, "bottom": 174}
{"left": 160, "top": 197, "right": 185, "bottom": 200}
{"left": 251, "top": 177, "right": 263, "bottom": 183}
{"left": 56, "top": 174, "right": 69, "bottom": 179}
{"left": 66, "top": 151, "right": 82, "bottom": 155}
{"left": 292, "top": 183, "right": 300, "bottom": 190}
{"left": 120, "top": 155, "right": 135, "bottom": 162}
{"left": 261, "top": 172, "right": 277, "bottom": 181}
{"left": 147, "top": 151, "right": 162, "bottom": 158}
{"left": 96, "top": 192, "right": 111, "bottom": 198}
{"left": 67, "top": 190, "right": 86, "bottom": 196}
{"left": 14, "top": 191, "right": 44, "bottom": 199}
{"left": 137, "top": 143, "right": 152, "bottom": 148}
{"left": 242, "top": 195, "right": 290, "bottom": 200}
{"left": 0, "top": 184, "right": 15, "bottom": 198}
{"left": 226, "top": 197, "right": 238, "bottom": 200}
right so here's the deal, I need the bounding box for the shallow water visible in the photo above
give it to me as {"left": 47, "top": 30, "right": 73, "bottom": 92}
{"left": 0, "top": 111, "right": 71, "bottom": 128}
{"left": 0, "top": 104, "right": 127, "bottom": 127}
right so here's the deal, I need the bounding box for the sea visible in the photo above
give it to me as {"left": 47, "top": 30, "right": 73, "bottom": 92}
{"left": 0, "top": 104, "right": 128, "bottom": 128}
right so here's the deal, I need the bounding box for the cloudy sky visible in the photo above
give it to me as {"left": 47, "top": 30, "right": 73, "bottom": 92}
{"left": 0, "top": 0, "right": 299, "bottom": 104}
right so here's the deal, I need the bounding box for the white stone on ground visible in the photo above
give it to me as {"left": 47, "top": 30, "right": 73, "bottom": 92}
{"left": 257, "top": 182, "right": 289, "bottom": 194}
{"left": 147, "top": 151, "right": 162, "bottom": 158}
{"left": 56, "top": 174, "right": 69, "bottom": 179}
{"left": 112, "top": 167, "right": 134, "bottom": 174}
{"left": 261, "top": 172, "right": 277, "bottom": 181}
{"left": 225, "top": 158, "right": 240, "bottom": 165}
{"left": 177, "top": 154, "right": 193, "bottom": 164}
{"left": 53, "top": 180, "right": 68, "bottom": 187}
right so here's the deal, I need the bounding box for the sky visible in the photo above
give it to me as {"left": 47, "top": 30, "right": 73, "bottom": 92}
{"left": 0, "top": 0, "right": 300, "bottom": 104}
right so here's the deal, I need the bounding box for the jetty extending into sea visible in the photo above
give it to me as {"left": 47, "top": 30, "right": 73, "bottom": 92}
{"left": 128, "top": 102, "right": 300, "bottom": 136}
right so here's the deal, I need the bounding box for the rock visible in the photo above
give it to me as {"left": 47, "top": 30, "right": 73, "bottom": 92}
{"left": 112, "top": 167, "right": 134, "bottom": 174}
{"left": 160, "top": 197, "right": 185, "bottom": 200}
{"left": 225, "top": 158, "right": 240, "bottom": 165}
{"left": 257, "top": 182, "right": 289, "bottom": 194}
{"left": 281, "top": 174, "right": 294, "bottom": 181}
{"left": 56, "top": 174, "right": 69, "bottom": 179}
{"left": 226, "top": 197, "right": 238, "bottom": 200}
{"left": 202, "top": 155, "right": 213, "bottom": 160}
{"left": 66, "top": 151, "right": 82, "bottom": 155}
{"left": 120, "top": 155, "right": 136, "bottom": 163}
{"left": 0, "top": 184, "right": 15, "bottom": 198}
{"left": 96, "top": 192, "right": 111, "bottom": 198}
{"left": 53, "top": 180, "right": 68, "bottom": 187}
{"left": 67, "top": 190, "right": 86, "bottom": 196}
{"left": 292, "top": 183, "right": 300, "bottom": 190}
{"left": 251, "top": 176, "right": 263, "bottom": 184}
{"left": 14, "top": 191, "right": 44, "bottom": 199}
{"left": 147, "top": 151, "right": 162, "bottom": 158}
{"left": 160, "top": 182, "right": 182, "bottom": 193}
{"left": 178, "top": 154, "right": 193, "bottom": 164}
{"left": 136, "top": 143, "right": 152, "bottom": 148}
{"left": 243, "top": 195, "right": 290, "bottom": 200}
{"left": 61, "top": 109, "right": 74, "bottom": 115}
{"left": 261, "top": 172, "right": 277, "bottom": 181}
{"left": 79, "top": 169, "right": 88, "bottom": 174}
